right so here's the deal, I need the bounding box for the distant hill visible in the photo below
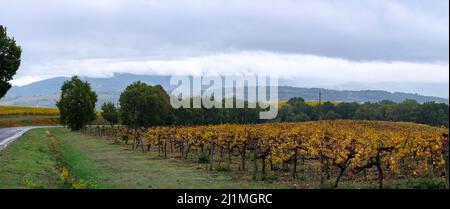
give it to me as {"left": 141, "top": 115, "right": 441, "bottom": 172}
{"left": 0, "top": 73, "right": 447, "bottom": 108}
{"left": 327, "top": 82, "right": 449, "bottom": 99}
{"left": 277, "top": 86, "right": 448, "bottom": 104}
{"left": 1, "top": 74, "right": 173, "bottom": 108}
{"left": 3, "top": 74, "right": 172, "bottom": 100}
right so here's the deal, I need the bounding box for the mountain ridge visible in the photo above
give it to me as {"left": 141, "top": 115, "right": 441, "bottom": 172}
{"left": 1, "top": 73, "right": 448, "bottom": 108}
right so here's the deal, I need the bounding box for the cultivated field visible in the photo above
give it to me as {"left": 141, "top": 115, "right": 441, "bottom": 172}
{"left": 0, "top": 106, "right": 59, "bottom": 127}
{"left": 0, "top": 105, "right": 59, "bottom": 115}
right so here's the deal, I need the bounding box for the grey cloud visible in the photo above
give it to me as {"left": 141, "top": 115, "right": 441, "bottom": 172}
{"left": 1, "top": 0, "right": 448, "bottom": 61}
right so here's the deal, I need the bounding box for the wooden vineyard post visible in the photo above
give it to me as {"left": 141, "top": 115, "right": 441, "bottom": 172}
{"left": 158, "top": 135, "right": 161, "bottom": 157}
{"left": 227, "top": 141, "right": 232, "bottom": 170}
{"left": 319, "top": 153, "right": 327, "bottom": 187}
{"left": 164, "top": 141, "right": 167, "bottom": 158}
{"left": 241, "top": 144, "right": 247, "bottom": 171}
{"left": 262, "top": 156, "right": 267, "bottom": 181}
{"left": 252, "top": 139, "right": 258, "bottom": 181}
{"left": 446, "top": 144, "right": 449, "bottom": 189}
{"left": 209, "top": 138, "right": 214, "bottom": 171}
{"left": 445, "top": 133, "right": 449, "bottom": 189}
{"left": 292, "top": 150, "right": 298, "bottom": 180}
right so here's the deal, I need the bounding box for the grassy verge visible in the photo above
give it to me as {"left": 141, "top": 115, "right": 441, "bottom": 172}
{"left": 0, "top": 129, "right": 59, "bottom": 188}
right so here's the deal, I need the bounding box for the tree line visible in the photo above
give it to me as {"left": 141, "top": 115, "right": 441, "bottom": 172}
{"left": 56, "top": 76, "right": 449, "bottom": 131}
{"left": 278, "top": 97, "right": 449, "bottom": 127}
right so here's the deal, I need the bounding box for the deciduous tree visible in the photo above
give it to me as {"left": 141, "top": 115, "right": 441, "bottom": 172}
{"left": 56, "top": 76, "right": 98, "bottom": 131}
{"left": 0, "top": 25, "right": 22, "bottom": 98}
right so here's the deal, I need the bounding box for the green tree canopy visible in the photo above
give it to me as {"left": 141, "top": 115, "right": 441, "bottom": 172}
{"left": 56, "top": 76, "right": 98, "bottom": 131}
{"left": 0, "top": 25, "right": 22, "bottom": 98}
{"left": 119, "top": 81, "right": 171, "bottom": 128}
{"left": 101, "top": 102, "right": 119, "bottom": 125}
{"left": 275, "top": 97, "right": 448, "bottom": 127}
{"left": 335, "top": 102, "right": 359, "bottom": 119}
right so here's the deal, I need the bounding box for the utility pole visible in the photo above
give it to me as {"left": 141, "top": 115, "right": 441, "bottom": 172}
{"left": 318, "top": 90, "right": 322, "bottom": 121}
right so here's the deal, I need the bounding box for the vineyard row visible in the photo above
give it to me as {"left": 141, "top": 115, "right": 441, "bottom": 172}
{"left": 80, "top": 120, "right": 449, "bottom": 189}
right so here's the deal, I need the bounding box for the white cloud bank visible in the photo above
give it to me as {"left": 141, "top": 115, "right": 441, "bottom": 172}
{"left": 12, "top": 51, "right": 449, "bottom": 87}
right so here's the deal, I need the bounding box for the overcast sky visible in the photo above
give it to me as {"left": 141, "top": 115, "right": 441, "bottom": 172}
{"left": 1, "top": 0, "right": 448, "bottom": 92}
